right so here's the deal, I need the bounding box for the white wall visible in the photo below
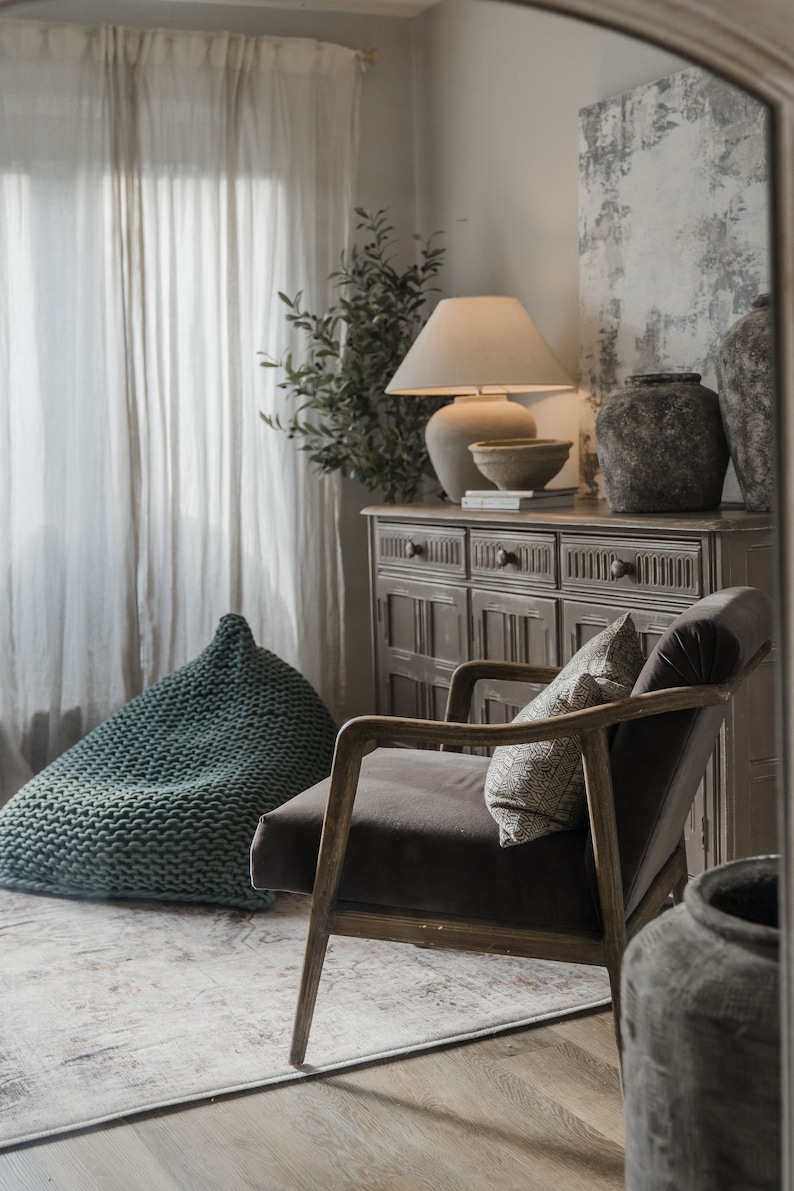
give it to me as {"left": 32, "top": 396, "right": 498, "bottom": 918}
{"left": 413, "top": 0, "right": 688, "bottom": 489}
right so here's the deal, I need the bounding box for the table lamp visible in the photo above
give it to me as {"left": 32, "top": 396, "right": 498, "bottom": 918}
{"left": 386, "top": 295, "right": 575, "bottom": 501}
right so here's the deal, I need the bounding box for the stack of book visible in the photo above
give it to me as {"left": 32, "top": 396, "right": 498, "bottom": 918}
{"left": 461, "top": 487, "right": 577, "bottom": 511}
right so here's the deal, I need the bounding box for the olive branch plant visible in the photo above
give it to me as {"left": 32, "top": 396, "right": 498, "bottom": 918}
{"left": 259, "top": 208, "right": 446, "bottom": 504}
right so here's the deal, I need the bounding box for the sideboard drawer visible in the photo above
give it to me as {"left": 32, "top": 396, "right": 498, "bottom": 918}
{"left": 560, "top": 534, "right": 703, "bottom": 600}
{"left": 470, "top": 529, "right": 557, "bottom": 588}
{"left": 375, "top": 522, "right": 467, "bottom": 577}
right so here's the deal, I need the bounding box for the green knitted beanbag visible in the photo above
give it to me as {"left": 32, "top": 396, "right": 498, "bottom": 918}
{"left": 0, "top": 615, "right": 336, "bottom": 909}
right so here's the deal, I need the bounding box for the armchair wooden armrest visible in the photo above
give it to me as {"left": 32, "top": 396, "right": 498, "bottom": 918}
{"left": 443, "top": 658, "right": 563, "bottom": 728}
{"left": 335, "top": 681, "right": 731, "bottom": 763}
{"left": 318, "top": 679, "right": 737, "bottom": 868}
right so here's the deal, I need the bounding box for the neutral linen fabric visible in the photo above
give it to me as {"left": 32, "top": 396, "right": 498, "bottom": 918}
{"left": 0, "top": 616, "right": 336, "bottom": 908}
{"left": 485, "top": 613, "right": 645, "bottom": 846}
{"left": 0, "top": 19, "right": 361, "bottom": 803}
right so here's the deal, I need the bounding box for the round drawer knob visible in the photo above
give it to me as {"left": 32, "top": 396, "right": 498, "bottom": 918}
{"left": 496, "top": 547, "right": 516, "bottom": 569}
{"left": 611, "top": 557, "right": 634, "bottom": 580}
{"left": 405, "top": 540, "right": 423, "bottom": 559}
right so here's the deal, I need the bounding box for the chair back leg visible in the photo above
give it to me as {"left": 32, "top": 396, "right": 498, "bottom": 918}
{"left": 581, "top": 729, "right": 627, "bottom": 1063}
{"left": 604, "top": 946, "right": 624, "bottom": 1069}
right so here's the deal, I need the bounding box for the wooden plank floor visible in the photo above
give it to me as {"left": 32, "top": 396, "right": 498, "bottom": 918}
{"left": 0, "top": 1009, "right": 624, "bottom": 1191}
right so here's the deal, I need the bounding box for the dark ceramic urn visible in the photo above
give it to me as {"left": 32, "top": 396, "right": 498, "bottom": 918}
{"left": 596, "top": 373, "right": 730, "bottom": 512}
{"left": 622, "top": 856, "right": 780, "bottom": 1191}
{"left": 717, "top": 293, "right": 775, "bottom": 512}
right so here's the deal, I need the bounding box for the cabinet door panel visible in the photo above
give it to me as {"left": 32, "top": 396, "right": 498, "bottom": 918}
{"left": 562, "top": 600, "right": 676, "bottom": 662}
{"left": 375, "top": 576, "right": 467, "bottom": 718}
{"left": 684, "top": 756, "right": 718, "bottom": 877}
{"left": 384, "top": 590, "right": 420, "bottom": 654}
{"left": 724, "top": 647, "right": 778, "bottom": 859}
{"left": 478, "top": 679, "right": 537, "bottom": 725}
{"left": 473, "top": 590, "right": 558, "bottom": 665}
{"left": 471, "top": 591, "right": 558, "bottom": 736}
{"left": 384, "top": 661, "right": 455, "bottom": 725}
{"left": 429, "top": 676, "right": 452, "bottom": 722}
{"left": 388, "top": 670, "right": 424, "bottom": 720}
{"left": 428, "top": 592, "right": 466, "bottom": 662}
{"left": 378, "top": 578, "right": 466, "bottom": 660}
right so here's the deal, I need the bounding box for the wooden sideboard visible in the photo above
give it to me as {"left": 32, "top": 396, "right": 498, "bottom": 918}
{"left": 363, "top": 499, "right": 778, "bottom": 876}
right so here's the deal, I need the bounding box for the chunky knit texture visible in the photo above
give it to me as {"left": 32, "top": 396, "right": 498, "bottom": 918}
{"left": 0, "top": 615, "right": 336, "bottom": 909}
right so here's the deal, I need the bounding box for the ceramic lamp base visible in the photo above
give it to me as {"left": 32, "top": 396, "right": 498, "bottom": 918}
{"left": 425, "top": 394, "right": 538, "bottom": 502}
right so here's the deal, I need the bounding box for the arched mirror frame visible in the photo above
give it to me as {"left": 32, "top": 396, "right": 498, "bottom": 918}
{"left": 501, "top": 0, "right": 794, "bottom": 1170}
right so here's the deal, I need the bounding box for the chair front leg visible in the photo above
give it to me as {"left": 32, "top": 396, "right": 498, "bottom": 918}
{"left": 290, "top": 916, "right": 331, "bottom": 1066}
{"left": 290, "top": 723, "right": 367, "bottom": 1066}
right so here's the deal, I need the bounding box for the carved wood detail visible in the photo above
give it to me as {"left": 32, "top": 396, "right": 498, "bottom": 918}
{"left": 470, "top": 533, "right": 556, "bottom": 583}
{"left": 377, "top": 527, "right": 466, "bottom": 574}
{"left": 562, "top": 537, "right": 702, "bottom": 597}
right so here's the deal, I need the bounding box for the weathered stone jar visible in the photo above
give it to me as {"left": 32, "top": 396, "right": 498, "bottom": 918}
{"left": 622, "top": 856, "right": 781, "bottom": 1191}
{"left": 717, "top": 293, "right": 775, "bottom": 511}
{"left": 596, "top": 373, "right": 730, "bottom": 512}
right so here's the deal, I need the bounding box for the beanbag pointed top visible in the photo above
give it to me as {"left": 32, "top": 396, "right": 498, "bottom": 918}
{"left": 0, "top": 614, "right": 337, "bottom": 909}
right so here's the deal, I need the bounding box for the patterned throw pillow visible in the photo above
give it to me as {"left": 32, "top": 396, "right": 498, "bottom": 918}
{"left": 484, "top": 613, "right": 644, "bottom": 847}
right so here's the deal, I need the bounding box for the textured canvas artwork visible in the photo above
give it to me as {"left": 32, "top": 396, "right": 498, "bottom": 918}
{"left": 578, "top": 67, "right": 769, "bottom": 498}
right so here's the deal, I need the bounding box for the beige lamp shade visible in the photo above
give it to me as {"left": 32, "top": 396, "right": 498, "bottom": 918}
{"left": 386, "top": 296, "right": 575, "bottom": 395}
{"left": 385, "top": 296, "right": 575, "bottom": 501}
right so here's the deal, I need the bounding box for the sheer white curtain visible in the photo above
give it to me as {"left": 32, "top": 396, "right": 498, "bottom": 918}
{"left": 0, "top": 19, "right": 361, "bottom": 802}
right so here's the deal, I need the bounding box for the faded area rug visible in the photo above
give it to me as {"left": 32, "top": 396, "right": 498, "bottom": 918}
{"left": 0, "top": 889, "right": 610, "bottom": 1149}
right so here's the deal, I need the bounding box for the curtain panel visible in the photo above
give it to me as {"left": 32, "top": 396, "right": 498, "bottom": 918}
{"left": 0, "top": 19, "right": 361, "bottom": 802}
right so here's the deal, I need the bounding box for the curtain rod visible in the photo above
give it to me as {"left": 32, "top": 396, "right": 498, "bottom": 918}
{"left": 0, "top": 6, "right": 383, "bottom": 64}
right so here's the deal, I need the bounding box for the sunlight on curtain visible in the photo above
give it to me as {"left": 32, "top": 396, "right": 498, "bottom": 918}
{"left": 0, "top": 19, "right": 361, "bottom": 802}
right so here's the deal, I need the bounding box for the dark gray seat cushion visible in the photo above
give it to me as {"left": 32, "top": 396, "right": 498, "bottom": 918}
{"left": 251, "top": 747, "right": 601, "bottom": 931}
{"left": 0, "top": 615, "right": 337, "bottom": 909}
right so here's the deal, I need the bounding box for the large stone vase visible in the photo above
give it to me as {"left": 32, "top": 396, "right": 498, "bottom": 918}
{"left": 622, "top": 856, "right": 781, "bottom": 1191}
{"left": 717, "top": 293, "right": 775, "bottom": 511}
{"left": 595, "top": 373, "right": 730, "bottom": 512}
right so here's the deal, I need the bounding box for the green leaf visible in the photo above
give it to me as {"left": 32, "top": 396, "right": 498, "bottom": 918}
{"left": 258, "top": 208, "right": 446, "bottom": 502}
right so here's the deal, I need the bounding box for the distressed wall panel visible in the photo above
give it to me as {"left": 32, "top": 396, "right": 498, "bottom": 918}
{"left": 578, "top": 67, "right": 769, "bottom": 498}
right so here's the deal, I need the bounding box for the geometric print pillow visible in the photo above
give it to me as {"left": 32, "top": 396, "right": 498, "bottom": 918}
{"left": 484, "top": 613, "right": 644, "bottom": 847}
{"left": 558, "top": 611, "right": 646, "bottom": 701}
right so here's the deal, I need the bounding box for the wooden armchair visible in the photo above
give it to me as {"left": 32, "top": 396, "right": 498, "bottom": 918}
{"left": 250, "top": 587, "right": 772, "bottom": 1067}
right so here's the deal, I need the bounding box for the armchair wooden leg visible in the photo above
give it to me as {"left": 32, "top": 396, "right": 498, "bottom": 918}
{"left": 289, "top": 911, "right": 330, "bottom": 1067}
{"left": 288, "top": 723, "right": 367, "bottom": 1066}
{"left": 604, "top": 945, "right": 624, "bottom": 1070}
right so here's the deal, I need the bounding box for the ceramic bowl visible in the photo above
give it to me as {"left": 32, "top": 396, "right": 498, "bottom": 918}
{"left": 468, "top": 438, "right": 573, "bottom": 491}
